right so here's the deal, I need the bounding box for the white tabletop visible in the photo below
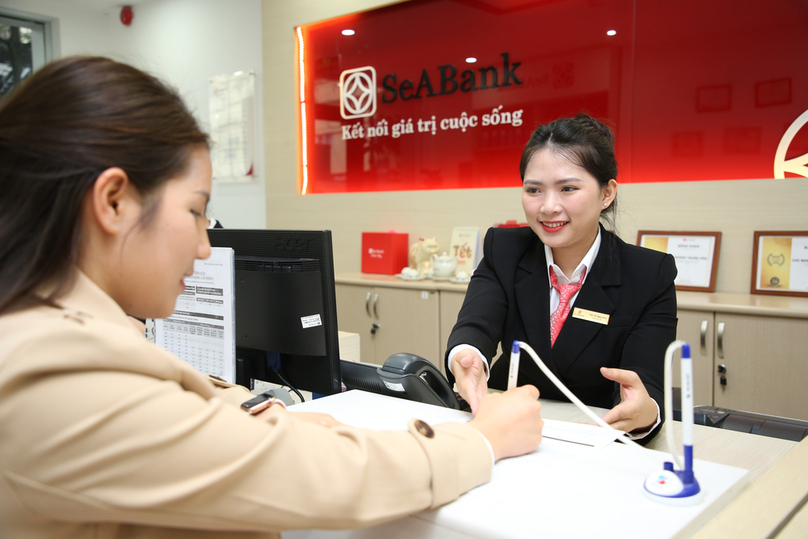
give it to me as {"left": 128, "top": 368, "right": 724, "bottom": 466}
{"left": 285, "top": 390, "right": 756, "bottom": 539}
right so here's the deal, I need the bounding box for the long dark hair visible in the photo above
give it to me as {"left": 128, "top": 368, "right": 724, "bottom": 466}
{"left": 519, "top": 113, "right": 619, "bottom": 231}
{"left": 0, "top": 56, "right": 209, "bottom": 314}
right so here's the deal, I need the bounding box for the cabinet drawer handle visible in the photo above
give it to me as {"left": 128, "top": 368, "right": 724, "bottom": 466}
{"left": 372, "top": 293, "right": 379, "bottom": 319}
{"left": 700, "top": 320, "right": 708, "bottom": 356}
{"left": 717, "top": 322, "right": 725, "bottom": 360}
{"left": 365, "top": 292, "right": 372, "bottom": 317}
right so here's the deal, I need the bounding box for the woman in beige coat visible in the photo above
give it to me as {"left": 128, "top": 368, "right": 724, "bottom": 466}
{"left": 0, "top": 56, "right": 544, "bottom": 538}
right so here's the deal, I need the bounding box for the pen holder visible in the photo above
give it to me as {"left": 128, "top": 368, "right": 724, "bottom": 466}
{"left": 643, "top": 341, "right": 704, "bottom": 505}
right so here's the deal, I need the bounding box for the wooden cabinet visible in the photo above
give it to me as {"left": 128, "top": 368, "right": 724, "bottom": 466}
{"left": 674, "top": 310, "right": 716, "bottom": 408}
{"left": 335, "top": 281, "right": 441, "bottom": 369}
{"left": 677, "top": 292, "right": 808, "bottom": 421}
{"left": 712, "top": 312, "right": 808, "bottom": 420}
{"left": 336, "top": 276, "right": 808, "bottom": 420}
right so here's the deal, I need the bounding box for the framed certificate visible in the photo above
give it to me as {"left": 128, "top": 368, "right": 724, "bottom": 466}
{"left": 637, "top": 231, "right": 721, "bottom": 292}
{"left": 751, "top": 231, "right": 808, "bottom": 297}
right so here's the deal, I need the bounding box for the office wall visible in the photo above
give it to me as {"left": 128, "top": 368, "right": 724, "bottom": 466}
{"left": 104, "top": 0, "right": 266, "bottom": 229}
{"left": 1, "top": 0, "right": 266, "bottom": 229}
{"left": 0, "top": 0, "right": 110, "bottom": 56}
{"left": 262, "top": 0, "right": 808, "bottom": 293}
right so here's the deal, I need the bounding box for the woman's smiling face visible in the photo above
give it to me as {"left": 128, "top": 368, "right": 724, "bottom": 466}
{"left": 521, "top": 148, "right": 616, "bottom": 265}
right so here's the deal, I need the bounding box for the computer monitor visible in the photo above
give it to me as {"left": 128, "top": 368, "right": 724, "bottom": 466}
{"left": 207, "top": 229, "right": 342, "bottom": 396}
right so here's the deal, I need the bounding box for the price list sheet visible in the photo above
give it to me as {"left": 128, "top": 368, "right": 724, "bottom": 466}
{"left": 154, "top": 247, "right": 236, "bottom": 383}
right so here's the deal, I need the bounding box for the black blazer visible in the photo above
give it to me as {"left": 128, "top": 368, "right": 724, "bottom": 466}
{"left": 447, "top": 226, "right": 677, "bottom": 431}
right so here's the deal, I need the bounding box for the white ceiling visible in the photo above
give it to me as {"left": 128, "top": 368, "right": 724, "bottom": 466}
{"left": 52, "top": 0, "right": 150, "bottom": 12}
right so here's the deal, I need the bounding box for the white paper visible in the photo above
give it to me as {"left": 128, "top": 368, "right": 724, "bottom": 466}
{"left": 209, "top": 71, "right": 255, "bottom": 182}
{"left": 292, "top": 391, "right": 618, "bottom": 473}
{"left": 790, "top": 237, "right": 808, "bottom": 291}
{"left": 542, "top": 418, "right": 621, "bottom": 450}
{"left": 643, "top": 234, "right": 715, "bottom": 288}
{"left": 154, "top": 247, "right": 236, "bottom": 383}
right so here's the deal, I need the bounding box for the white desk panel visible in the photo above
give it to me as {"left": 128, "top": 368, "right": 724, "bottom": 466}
{"left": 286, "top": 391, "right": 748, "bottom": 539}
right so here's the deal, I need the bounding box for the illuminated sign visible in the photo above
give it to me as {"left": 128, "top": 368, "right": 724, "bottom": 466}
{"left": 379, "top": 53, "right": 522, "bottom": 103}
{"left": 297, "top": 0, "right": 808, "bottom": 194}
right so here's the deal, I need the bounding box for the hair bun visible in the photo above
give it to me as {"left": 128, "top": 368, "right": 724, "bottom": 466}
{"left": 574, "top": 113, "right": 615, "bottom": 146}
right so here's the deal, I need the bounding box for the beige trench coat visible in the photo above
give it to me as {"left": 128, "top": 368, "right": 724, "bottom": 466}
{"left": 0, "top": 271, "right": 491, "bottom": 538}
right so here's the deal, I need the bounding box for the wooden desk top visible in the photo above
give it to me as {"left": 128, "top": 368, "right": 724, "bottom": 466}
{"left": 336, "top": 272, "right": 469, "bottom": 293}
{"left": 338, "top": 273, "right": 808, "bottom": 318}
{"left": 689, "top": 437, "right": 808, "bottom": 539}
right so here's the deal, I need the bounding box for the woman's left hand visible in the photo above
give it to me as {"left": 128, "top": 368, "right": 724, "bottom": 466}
{"left": 599, "top": 367, "right": 657, "bottom": 433}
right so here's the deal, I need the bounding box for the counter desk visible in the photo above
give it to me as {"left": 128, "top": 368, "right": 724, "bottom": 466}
{"left": 283, "top": 390, "right": 802, "bottom": 539}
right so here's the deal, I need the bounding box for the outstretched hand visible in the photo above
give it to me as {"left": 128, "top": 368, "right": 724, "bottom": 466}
{"left": 599, "top": 367, "right": 657, "bottom": 433}
{"left": 468, "top": 385, "right": 544, "bottom": 461}
{"left": 451, "top": 349, "right": 489, "bottom": 414}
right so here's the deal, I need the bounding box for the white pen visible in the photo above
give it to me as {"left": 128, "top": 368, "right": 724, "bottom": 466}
{"left": 508, "top": 340, "right": 520, "bottom": 390}
{"left": 681, "top": 343, "right": 696, "bottom": 484}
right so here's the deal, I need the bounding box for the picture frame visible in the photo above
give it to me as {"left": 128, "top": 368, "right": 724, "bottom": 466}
{"left": 750, "top": 231, "right": 808, "bottom": 297}
{"left": 637, "top": 231, "right": 722, "bottom": 292}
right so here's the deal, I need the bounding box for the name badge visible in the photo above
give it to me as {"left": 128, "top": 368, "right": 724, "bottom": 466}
{"left": 572, "top": 307, "right": 610, "bottom": 325}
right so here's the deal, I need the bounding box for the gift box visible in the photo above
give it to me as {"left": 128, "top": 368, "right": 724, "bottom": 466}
{"left": 361, "top": 232, "right": 409, "bottom": 274}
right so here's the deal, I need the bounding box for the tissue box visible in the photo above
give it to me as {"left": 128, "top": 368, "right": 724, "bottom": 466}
{"left": 361, "top": 232, "right": 409, "bottom": 274}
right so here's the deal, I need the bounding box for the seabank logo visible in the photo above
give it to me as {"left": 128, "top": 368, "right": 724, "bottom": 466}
{"left": 338, "top": 54, "right": 522, "bottom": 121}
{"left": 340, "top": 66, "right": 377, "bottom": 120}
{"left": 774, "top": 109, "right": 808, "bottom": 178}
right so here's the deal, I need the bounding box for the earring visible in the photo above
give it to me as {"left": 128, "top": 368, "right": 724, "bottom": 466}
{"left": 603, "top": 202, "right": 608, "bottom": 207}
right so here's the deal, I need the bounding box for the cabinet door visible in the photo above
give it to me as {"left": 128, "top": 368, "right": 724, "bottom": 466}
{"left": 675, "top": 310, "right": 715, "bottom": 407}
{"left": 439, "top": 290, "right": 467, "bottom": 376}
{"left": 335, "top": 283, "right": 377, "bottom": 364}
{"left": 714, "top": 313, "right": 808, "bottom": 421}
{"left": 373, "top": 287, "right": 441, "bottom": 367}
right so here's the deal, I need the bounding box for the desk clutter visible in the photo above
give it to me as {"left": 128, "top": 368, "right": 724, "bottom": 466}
{"left": 362, "top": 227, "right": 484, "bottom": 280}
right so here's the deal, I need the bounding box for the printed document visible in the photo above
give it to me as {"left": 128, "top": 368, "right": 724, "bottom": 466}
{"left": 155, "top": 247, "right": 236, "bottom": 383}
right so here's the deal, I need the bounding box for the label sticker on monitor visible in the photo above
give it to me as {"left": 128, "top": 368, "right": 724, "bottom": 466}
{"left": 301, "top": 314, "right": 322, "bottom": 328}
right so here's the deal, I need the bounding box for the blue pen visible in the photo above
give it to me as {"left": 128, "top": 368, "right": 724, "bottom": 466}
{"left": 507, "top": 340, "right": 520, "bottom": 390}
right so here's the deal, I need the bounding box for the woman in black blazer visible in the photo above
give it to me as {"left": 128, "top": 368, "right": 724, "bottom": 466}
{"left": 447, "top": 114, "right": 677, "bottom": 440}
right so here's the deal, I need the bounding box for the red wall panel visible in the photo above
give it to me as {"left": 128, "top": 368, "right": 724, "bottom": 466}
{"left": 297, "top": 0, "right": 808, "bottom": 193}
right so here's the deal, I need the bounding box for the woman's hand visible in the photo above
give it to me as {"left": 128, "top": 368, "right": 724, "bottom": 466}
{"left": 468, "top": 386, "right": 543, "bottom": 461}
{"left": 451, "top": 349, "right": 489, "bottom": 414}
{"left": 599, "top": 367, "right": 658, "bottom": 433}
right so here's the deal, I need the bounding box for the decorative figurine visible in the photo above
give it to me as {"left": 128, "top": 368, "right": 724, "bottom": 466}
{"left": 409, "top": 237, "right": 440, "bottom": 276}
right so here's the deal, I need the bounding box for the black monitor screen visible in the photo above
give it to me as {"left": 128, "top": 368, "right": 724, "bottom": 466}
{"left": 207, "top": 229, "right": 342, "bottom": 396}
